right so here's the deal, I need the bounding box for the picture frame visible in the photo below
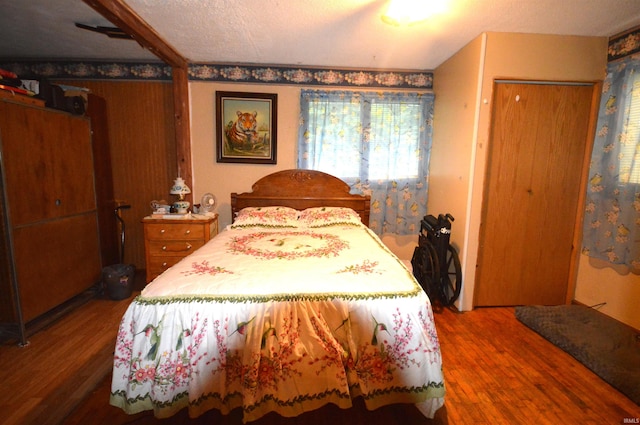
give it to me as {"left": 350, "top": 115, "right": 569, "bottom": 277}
{"left": 215, "top": 91, "right": 277, "bottom": 164}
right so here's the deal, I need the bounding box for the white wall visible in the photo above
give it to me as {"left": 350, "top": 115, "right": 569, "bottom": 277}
{"left": 189, "top": 82, "right": 300, "bottom": 230}
{"left": 431, "top": 34, "right": 485, "bottom": 311}
{"left": 575, "top": 257, "right": 640, "bottom": 328}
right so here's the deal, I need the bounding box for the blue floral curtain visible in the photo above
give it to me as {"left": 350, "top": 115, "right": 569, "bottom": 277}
{"left": 298, "top": 90, "right": 434, "bottom": 235}
{"left": 582, "top": 53, "right": 640, "bottom": 271}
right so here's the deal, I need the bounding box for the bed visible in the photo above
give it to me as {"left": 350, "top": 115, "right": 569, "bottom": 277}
{"left": 110, "top": 169, "right": 445, "bottom": 422}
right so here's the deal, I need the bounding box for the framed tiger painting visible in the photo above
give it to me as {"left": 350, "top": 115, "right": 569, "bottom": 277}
{"left": 215, "top": 91, "right": 278, "bottom": 164}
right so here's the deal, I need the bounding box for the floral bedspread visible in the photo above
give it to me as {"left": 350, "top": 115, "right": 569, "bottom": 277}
{"left": 110, "top": 223, "right": 445, "bottom": 422}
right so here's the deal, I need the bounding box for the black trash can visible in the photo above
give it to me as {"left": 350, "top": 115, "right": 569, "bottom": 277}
{"left": 103, "top": 263, "right": 135, "bottom": 300}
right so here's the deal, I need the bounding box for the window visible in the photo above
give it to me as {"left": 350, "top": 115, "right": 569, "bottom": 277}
{"left": 368, "top": 102, "right": 422, "bottom": 180}
{"left": 298, "top": 90, "right": 434, "bottom": 235}
{"left": 582, "top": 54, "right": 640, "bottom": 270}
{"left": 618, "top": 74, "right": 640, "bottom": 184}
{"left": 303, "top": 97, "right": 422, "bottom": 180}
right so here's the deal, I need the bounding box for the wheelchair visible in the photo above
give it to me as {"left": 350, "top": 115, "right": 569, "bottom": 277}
{"left": 411, "top": 213, "right": 462, "bottom": 307}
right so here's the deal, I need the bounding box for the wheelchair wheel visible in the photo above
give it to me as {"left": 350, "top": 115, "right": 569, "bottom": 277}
{"left": 411, "top": 242, "right": 440, "bottom": 300}
{"left": 439, "top": 245, "right": 462, "bottom": 306}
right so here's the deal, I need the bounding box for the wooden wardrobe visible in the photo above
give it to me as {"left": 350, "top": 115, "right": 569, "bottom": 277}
{"left": 0, "top": 97, "right": 102, "bottom": 345}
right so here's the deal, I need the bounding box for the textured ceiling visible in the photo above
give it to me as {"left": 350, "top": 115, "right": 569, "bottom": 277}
{"left": 1, "top": 0, "right": 640, "bottom": 70}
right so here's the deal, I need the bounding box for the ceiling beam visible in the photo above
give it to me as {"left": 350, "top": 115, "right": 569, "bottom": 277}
{"left": 83, "top": 0, "right": 193, "bottom": 203}
{"left": 82, "top": 0, "right": 187, "bottom": 68}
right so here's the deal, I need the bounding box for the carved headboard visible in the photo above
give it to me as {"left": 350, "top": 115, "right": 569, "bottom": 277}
{"left": 231, "top": 169, "right": 370, "bottom": 226}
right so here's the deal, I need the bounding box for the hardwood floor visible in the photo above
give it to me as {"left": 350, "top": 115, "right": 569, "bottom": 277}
{"left": 0, "top": 290, "right": 132, "bottom": 425}
{"left": 1, "top": 294, "right": 638, "bottom": 425}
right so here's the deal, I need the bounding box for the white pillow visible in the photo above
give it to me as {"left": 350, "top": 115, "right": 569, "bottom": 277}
{"left": 231, "top": 206, "right": 300, "bottom": 228}
{"left": 298, "top": 207, "right": 362, "bottom": 228}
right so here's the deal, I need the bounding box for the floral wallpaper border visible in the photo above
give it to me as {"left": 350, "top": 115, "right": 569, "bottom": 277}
{"left": 4, "top": 28, "right": 639, "bottom": 86}
{"left": 0, "top": 61, "right": 433, "bottom": 89}
{"left": 608, "top": 26, "right": 640, "bottom": 62}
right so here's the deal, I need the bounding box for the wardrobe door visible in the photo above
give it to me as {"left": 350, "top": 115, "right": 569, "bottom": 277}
{"left": 12, "top": 214, "right": 101, "bottom": 322}
{"left": 0, "top": 104, "right": 95, "bottom": 226}
{"left": 0, "top": 101, "right": 101, "bottom": 324}
{"left": 474, "top": 82, "right": 595, "bottom": 306}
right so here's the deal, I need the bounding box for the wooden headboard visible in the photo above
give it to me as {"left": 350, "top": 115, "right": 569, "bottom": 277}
{"left": 231, "top": 169, "right": 371, "bottom": 226}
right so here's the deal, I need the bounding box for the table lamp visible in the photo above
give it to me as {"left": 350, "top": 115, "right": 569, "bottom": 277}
{"left": 170, "top": 177, "right": 191, "bottom": 213}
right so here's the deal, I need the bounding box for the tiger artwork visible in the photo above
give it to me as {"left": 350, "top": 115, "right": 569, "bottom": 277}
{"left": 225, "top": 111, "right": 261, "bottom": 150}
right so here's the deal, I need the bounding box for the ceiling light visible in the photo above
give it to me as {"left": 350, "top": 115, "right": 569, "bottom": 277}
{"left": 381, "top": 0, "right": 446, "bottom": 26}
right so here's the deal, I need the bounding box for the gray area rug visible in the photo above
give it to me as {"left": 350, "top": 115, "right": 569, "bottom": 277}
{"left": 515, "top": 305, "right": 640, "bottom": 405}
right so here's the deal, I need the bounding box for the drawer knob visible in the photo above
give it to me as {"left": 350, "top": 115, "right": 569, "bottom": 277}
{"left": 162, "top": 262, "right": 167, "bottom": 267}
{"left": 160, "top": 229, "right": 166, "bottom": 234}
{"left": 161, "top": 243, "right": 192, "bottom": 252}
{"left": 184, "top": 230, "right": 191, "bottom": 235}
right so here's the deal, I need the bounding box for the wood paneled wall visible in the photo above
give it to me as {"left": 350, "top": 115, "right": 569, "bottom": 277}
{"left": 61, "top": 80, "right": 177, "bottom": 270}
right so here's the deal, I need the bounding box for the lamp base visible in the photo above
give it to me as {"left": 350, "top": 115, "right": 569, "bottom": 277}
{"left": 173, "top": 201, "right": 190, "bottom": 214}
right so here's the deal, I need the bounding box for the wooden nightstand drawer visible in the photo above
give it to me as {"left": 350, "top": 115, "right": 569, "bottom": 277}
{"left": 143, "top": 215, "right": 218, "bottom": 283}
{"left": 145, "top": 223, "right": 205, "bottom": 240}
{"left": 147, "top": 255, "right": 184, "bottom": 277}
{"left": 147, "top": 239, "right": 205, "bottom": 256}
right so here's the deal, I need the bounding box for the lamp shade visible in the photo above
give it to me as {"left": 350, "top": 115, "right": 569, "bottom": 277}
{"left": 170, "top": 177, "right": 191, "bottom": 199}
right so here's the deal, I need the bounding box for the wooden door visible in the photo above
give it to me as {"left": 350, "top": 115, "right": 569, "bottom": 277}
{"left": 474, "top": 82, "right": 595, "bottom": 306}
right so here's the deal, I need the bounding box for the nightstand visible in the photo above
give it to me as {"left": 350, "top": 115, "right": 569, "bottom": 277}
{"left": 143, "top": 214, "right": 218, "bottom": 283}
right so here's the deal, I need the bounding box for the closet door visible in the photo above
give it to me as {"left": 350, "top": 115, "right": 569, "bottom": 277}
{"left": 474, "top": 82, "right": 595, "bottom": 306}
